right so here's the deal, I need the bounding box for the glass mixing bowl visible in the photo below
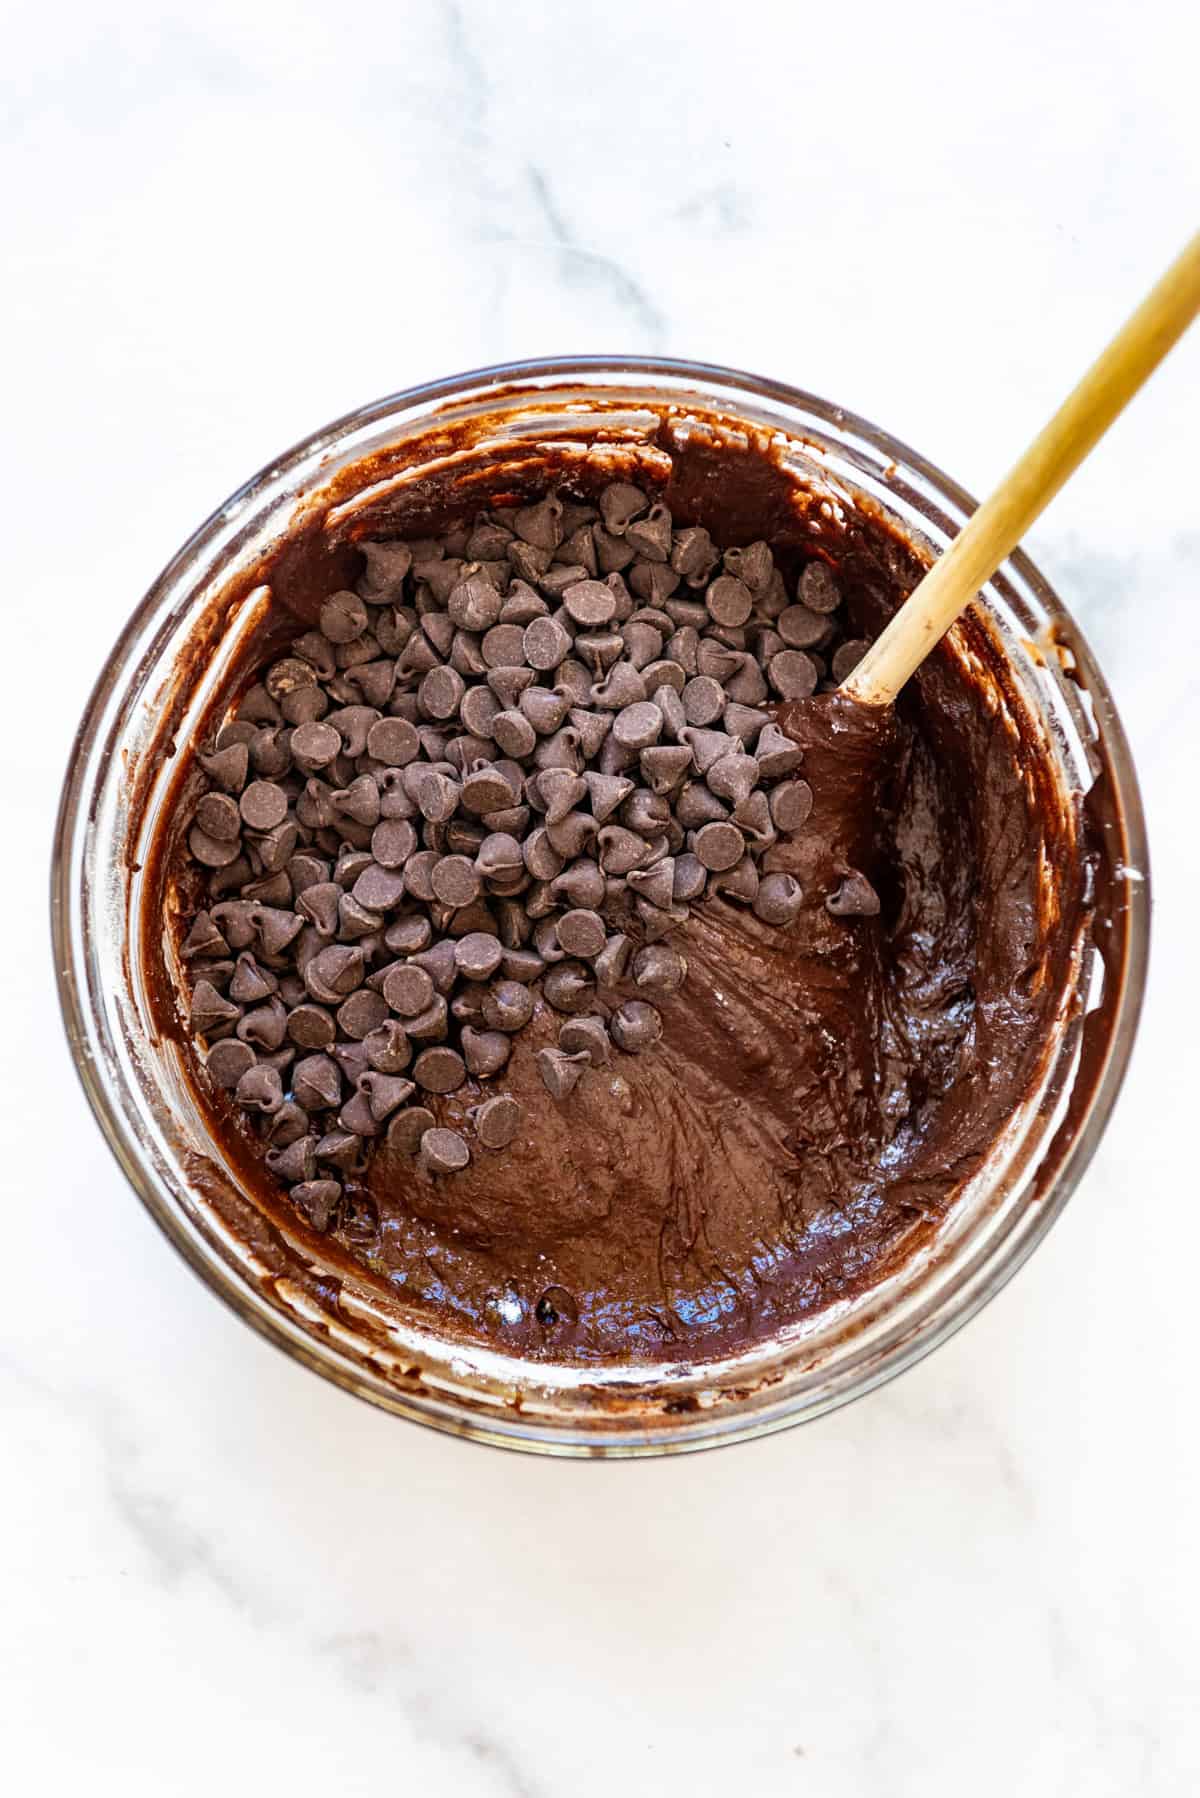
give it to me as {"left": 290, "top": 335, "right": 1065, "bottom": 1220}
{"left": 51, "top": 358, "right": 1149, "bottom": 1456}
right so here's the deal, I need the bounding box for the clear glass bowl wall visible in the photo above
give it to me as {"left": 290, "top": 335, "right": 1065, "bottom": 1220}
{"left": 52, "top": 359, "right": 1149, "bottom": 1456}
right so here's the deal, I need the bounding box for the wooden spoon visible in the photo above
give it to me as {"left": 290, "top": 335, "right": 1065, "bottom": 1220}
{"left": 841, "top": 231, "right": 1200, "bottom": 708}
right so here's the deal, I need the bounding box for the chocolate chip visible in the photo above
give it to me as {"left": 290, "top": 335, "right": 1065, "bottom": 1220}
{"left": 366, "top": 822, "right": 413, "bottom": 874}
{"left": 594, "top": 932, "right": 632, "bottom": 987}
{"left": 195, "top": 792, "right": 243, "bottom": 843}
{"left": 626, "top": 503, "right": 672, "bottom": 561}
{"left": 448, "top": 572, "right": 503, "bottom": 633}
{"left": 798, "top": 560, "right": 841, "bottom": 613}
{"left": 266, "top": 1100, "right": 311, "bottom": 1147}
{"left": 499, "top": 948, "right": 544, "bottom": 984}
{"left": 554, "top": 658, "right": 593, "bottom": 705}
{"left": 682, "top": 676, "right": 727, "bottom": 727}
{"left": 337, "top": 989, "right": 389, "bottom": 1040}
{"left": 352, "top": 863, "right": 407, "bottom": 912}
{"left": 755, "top": 722, "right": 803, "bottom": 779}
{"left": 523, "top": 688, "right": 572, "bottom": 737}
{"left": 320, "top": 590, "right": 369, "bottom": 644}
{"left": 627, "top": 860, "right": 676, "bottom": 910}
{"left": 315, "top": 1129, "right": 365, "bottom": 1171}
{"left": 623, "top": 787, "right": 670, "bottom": 837}
{"left": 412, "top": 1046, "right": 467, "bottom": 1094}
{"left": 386, "top": 1106, "right": 436, "bottom": 1155}
{"left": 290, "top": 1179, "right": 342, "bottom": 1232}
{"left": 482, "top": 980, "right": 536, "bottom": 1032}
{"left": 723, "top": 703, "right": 770, "bottom": 743}
{"left": 236, "top": 1064, "right": 284, "bottom": 1113}
{"left": 671, "top": 525, "right": 717, "bottom": 582}
{"left": 777, "top": 605, "right": 829, "bottom": 649}
{"left": 267, "top": 1134, "right": 318, "bottom": 1185}
{"left": 210, "top": 900, "right": 258, "bottom": 949}
{"left": 304, "top": 943, "right": 365, "bottom": 1003}
{"left": 590, "top": 661, "right": 647, "bottom": 712}
{"left": 723, "top": 540, "right": 774, "bottom": 594}
{"left": 206, "top": 1039, "right": 256, "bottom": 1089}
{"left": 338, "top": 1089, "right": 381, "bottom": 1138}
{"left": 524, "top": 615, "right": 572, "bottom": 671}
{"left": 229, "top": 953, "right": 277, "bottom": 1005}
{"left": 638, "top": 745, "right": 692, "bottom": 796}
{"left": 190, "top": 979, "right": 240, "bottom": 1035}
{"left": 767, "top": 650, "right": 818, "bottom": 700}
{"left": 707, "top": 751, "right": 760, "bottom": 807}
{"left": 712, "top": 855, "right": 759, "bottom": 904}
{"left": 337, "top": 893, "right": 381, "bottom": 940}
{"left": 706, "top": 573, "right": 753, "bottom": 628}
{"left": 419, "top": 1126, "right": 471, "bottom": 1175}
{"left": 418, "top": 664, "right": 466, "bottom": 722}
{"left": 200, "top": 741, "right": 250, "bottom": 793}
{"left": 631, "top": 944, "right": 686, "bottom": 994}
{"left": 455, "top": 931, "right": 504, "bottom": 980}
{"left": 542, "top": 960, "right": 595, "bottom": 1014}
{"left": 555, "top": 909, "right": 606, "bottom": 959}
{"left": 427, "top": 854, "right": 479, "bottom": 910}
{"left": 396, "top": 850, "right": 436, "bottom": 904}
{"left": 358, "top": 540, "right": 412, "bottom": 601}
{"left": 288, "top": 721, "right": 340, "bottom": 774}
{"left": 239, "top": 780, "right": 289, "bottom": 832}
{"left": 558, "top": 579, "right": 611, "bottom": 628}
{"left": 597, "top": 824, "right": 647, "bottom": 876}
{"left": 754, "top": 872, "right": 804, "bottom": 926}
{"left": 296, "top": 881, "right": 339, "bottom": 937}
{"left": 623, "top": 620, "right": 664, "bottom": 669}
{"left": 450, "top": 773, "right": 508, "bottom": 828}
{"left": 357, "top": 1071, "right": 416, "bottom": 1121}
{"left": 558, "top": 1014, "right": 610, "bottom": 1066}
{"left": 378, "top": 916, "right": 429, "bottom": 959}
{"left": 769, "top": 780, "right": 814, "bottom": 832}
{"left": 695, "top": 821, "right": 745, "bottom": 872}
{"left": 514, "top": 494, "right": 564, "bottom": 550}
{"left": 460, "top": 1027, "right": 511, "bottom": 1077}
{"left": 612, "top": 700, "right": 663, "bottom": 751}
{"left": 673, "top": 853, "right": 707, "bottom": 902}
{"left": 286, "top": 1002, "right": 337, "bottom": 1049}
{"left": 827, "top": 870, "right": 881, "bottom": 917}
{"left": 536, "top": 1047, "right": 589, "bottom": 1099}
{"left": 473, "top": 1095, "right": 521, "bottom": 1150}
{"left": 265, "top": 657, "right": 317, "bottom": 701}
{"left": 188, "top": 824, "right": 243, "bottom": 869}
{"left": 610, "top": 1000, "right": 662, "bottom": 1053}
{"left": 723, "top": 653, "right": 768, "bottom": 707}
{"left": 381, "top": 963, "right": 434, "bottom": 1018}
{"left": 831, "top": 639, "right": 871, "bottom": 682}
{"left": 583, "top": 770, "right": 632, "bottom": 822}
{"left": 490, "top": 709, "right": 536, "bottom": 758}
{"left": 182, "top": 911, "right": 229, "bottom": 960}
{"left": 599, "top": 482, "right": 647, "bottom": 536}
{"left": 410, "top": 938, "right": 459, "bottom": 994}
{"left": 366, "top": 716, "right": 420, "bottom": 765}
{"left": 363, "top": 1020, "right": 411, "bottom": 1073}
{"left": 293, "top": 1054, "right": 343, "bottom": 1111}
{"left": 475, "top": 622, "right": 521, "bottom": 669}
{"left": 237, "top": 996, "right": 288, "bottom": 1050}
{"left": 733, "top": 789, "right": 775, "bottom": 849}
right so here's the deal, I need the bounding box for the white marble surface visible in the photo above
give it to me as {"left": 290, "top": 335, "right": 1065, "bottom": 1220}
{"left": 5, "top": 2, "right": 1199, "bottom": 1791}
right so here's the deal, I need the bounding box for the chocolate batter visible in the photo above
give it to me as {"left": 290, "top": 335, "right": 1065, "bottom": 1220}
{"left": 144, "top": 401, "right": 1092, "bottom": 1366}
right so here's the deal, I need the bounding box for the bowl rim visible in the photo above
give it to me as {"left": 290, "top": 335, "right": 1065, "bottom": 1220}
{"left": 51, "top": 354, "right": 1152, "bottom": 1456}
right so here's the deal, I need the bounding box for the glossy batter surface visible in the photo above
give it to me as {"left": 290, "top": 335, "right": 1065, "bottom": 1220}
{"left": 146, "top": 412, "right": 1090, "bottom": 1366}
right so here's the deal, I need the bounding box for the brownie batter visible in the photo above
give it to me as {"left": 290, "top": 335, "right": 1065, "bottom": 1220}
{"left": 144, "top": 402, "right": 1093, "bottom": 1366}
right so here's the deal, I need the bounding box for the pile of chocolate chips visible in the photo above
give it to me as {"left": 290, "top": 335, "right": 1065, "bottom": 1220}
{"left": 178, "top": 481, "right": 871, "bottom": 1229}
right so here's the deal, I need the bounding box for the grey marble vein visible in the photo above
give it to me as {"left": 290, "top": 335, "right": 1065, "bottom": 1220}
{"left": 524, "top": 162, "right": 668, "bottom": 350}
